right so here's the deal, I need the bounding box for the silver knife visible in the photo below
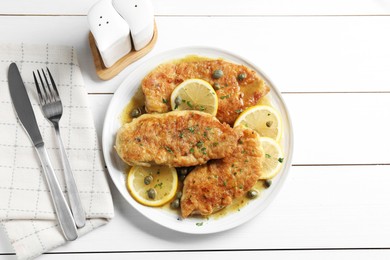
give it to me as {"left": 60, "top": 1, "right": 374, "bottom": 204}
{"left": 8, "top": 63, "right": 78, "bottom": 241}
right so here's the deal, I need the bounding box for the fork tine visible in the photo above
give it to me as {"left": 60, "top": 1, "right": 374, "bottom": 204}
{"left": 37, "top": 70, "right": 51, "bottom": 103}
{"left": 46, "top": 68, "right": 60, "bottom": 100}
{"left": 33, "top": 71, "right": 45, "bottom": 105}
{"left": 41, "top": 69, "right": 56, "bottom": 102}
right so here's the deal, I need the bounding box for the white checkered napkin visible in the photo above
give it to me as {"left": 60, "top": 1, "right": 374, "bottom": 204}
{"left": 0, "top": 43, "right": 114, "bottom": 260}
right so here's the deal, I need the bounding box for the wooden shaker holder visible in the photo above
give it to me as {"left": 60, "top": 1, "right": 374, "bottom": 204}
{"left": 89, "top": 22, "right": 158, "bottom": 80}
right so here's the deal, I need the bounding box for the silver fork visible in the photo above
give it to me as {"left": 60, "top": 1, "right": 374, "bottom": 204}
{"left": 33, "top": 68, "right": 86, "bottom": 228}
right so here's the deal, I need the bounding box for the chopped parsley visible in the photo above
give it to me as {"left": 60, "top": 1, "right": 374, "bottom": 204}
{"left": 265, "top": 154, "right": 271, "bottom": 158}
{"left": 220, "top": 95, "right": 231, "bottom": 100}
{"left": 165, "top": 146, "right": 173, "bottom": 153}
{"left": 154, "top": 182, "right": 163, "bottom": 189}
{"left": 196, "top": 222, "right": 203, "bottom": 226}
{"left": 162, "top": 98, "right": 168, "bottom": 104}
{"left": 278, "top": 157, "right": 284, "bottom": 163}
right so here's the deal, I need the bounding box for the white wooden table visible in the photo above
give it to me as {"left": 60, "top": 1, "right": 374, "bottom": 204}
{"left": 1, "top": 1, "right": 390, "bottom": 259}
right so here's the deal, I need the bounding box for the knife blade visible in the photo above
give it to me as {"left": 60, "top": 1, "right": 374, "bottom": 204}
{"left": 8, "top": 63, "right": 43, "bottom": 146}
{"left": 8, "top": 63, "right": 78, "bottom": 241}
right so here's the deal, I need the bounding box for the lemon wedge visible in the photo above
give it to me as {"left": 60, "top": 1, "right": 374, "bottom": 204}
{"left": 170, "top": 79, "right": 218, "bottom": 116}
{"left": 127, "top": 165, "right": 178, "bottom": 207}
{"left": 234, "top": 105, "right": 282, "bottom": 141}
{"left": 259, "top": 137, "right": 284, "bottom": 179}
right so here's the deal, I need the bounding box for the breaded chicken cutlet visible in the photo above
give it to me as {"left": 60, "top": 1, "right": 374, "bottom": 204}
{"left": 181, "top": 126, "right": 264, "bottom": 218}
{"left": 142, "top": 59, "right": 270, "bottom": 125}
{"left": 115, "top": 110, "right": 241, "bottom": 168}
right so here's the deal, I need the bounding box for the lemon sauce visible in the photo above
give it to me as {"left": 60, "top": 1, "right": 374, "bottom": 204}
{"left": 121, "top": 87, "right": 145, "bottom": 125}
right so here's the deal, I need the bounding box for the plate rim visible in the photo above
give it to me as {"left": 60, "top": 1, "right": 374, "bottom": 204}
{"left": 102, "top": 45, "right": 294, "bottom": 234}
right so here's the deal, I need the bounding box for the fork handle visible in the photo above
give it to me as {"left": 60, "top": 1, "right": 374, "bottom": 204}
{"left": 35, "top": 143, "right": 78, "bottom": 241}
{"left": 54, "top": 124, "right": 86, "bottom": 228}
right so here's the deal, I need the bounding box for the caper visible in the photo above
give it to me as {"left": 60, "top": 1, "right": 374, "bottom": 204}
{"left": 170, "top": 198, "right": 180, "bottom": 209}
{"left": 131, "top": 107, "right": 143, "bottom": 118}
{"left": 178, "top": 166, "right": 194, "bottom": 175}
{"left": 213, "top": 83, "right": 221, "bottom": 90}
{"left": 176, "top": 191, "right": 183, "bottom": 199}
{"left": 263, "top": 179, "right": 272, "bottom": 188}
{"left": 237, "top": 73, "right": 246, "bottom": 81}
{"left": 174, "top": 96, "right": 182, "bottom": 108}
{"left": 144, "top": 175, "right": 153, "bottom": 185}
{"left": 178, "top": 167, "right": 188, "bottom": 175}
{"left": 212, "top": 69, "right": 223, "bottom": 79}
{"left": 247, "top": 189, "right": 258, "bottom": 199}
{"left": 266, "top": 121, "right": 273, "bottom": 127}
{"left": 147, "top": 188, "right": 156, "bottom": 199}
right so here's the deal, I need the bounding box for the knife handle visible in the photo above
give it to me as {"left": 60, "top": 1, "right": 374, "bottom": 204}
{"left": 35, "top": 143, "right": 78, "bottom": 241}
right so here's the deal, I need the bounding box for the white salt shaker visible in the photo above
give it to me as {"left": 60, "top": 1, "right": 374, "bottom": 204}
{"left": 113, "top": 0, "right": 155, "bottom": 51}
{"left": 88, "top": 0, "right": 132, "bottom": 68}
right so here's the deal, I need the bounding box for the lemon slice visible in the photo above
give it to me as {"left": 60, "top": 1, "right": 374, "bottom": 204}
{"left": 234, "top": 105, "right": 282, "bottom": 141}
{"left": 127, "top": 165, "right": 178, "bottom": 207}
{"left": 260, "top": 137, "right": 284, "bottom": 179}
{"left": 170, "top": 79, "right": 218, "bottom": 116}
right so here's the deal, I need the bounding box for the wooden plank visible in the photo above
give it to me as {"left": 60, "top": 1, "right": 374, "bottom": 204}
{"left": 2, "top": 249, "right": 390, "bottom": 260}
{"left": 0, "top": 0, "right": 98, "bottom": 15}
{"left": 2, "top": 165, "right": 390, "bottom": 253}
{"left": 0, "top": 16, "right": 389, "bottom": 94}
{"left": 152, "top": 0, "right": 390, "bottom": 16}
{"left": 284, "top": 93, "right": 390, "bottom": 165}
{"left": 0, "top": 0, "right": 390, "bottom": 16}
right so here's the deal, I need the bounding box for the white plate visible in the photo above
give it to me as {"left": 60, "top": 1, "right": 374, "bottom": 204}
{"left": 102, "top": 46, "right": 293, "bottom": 234}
